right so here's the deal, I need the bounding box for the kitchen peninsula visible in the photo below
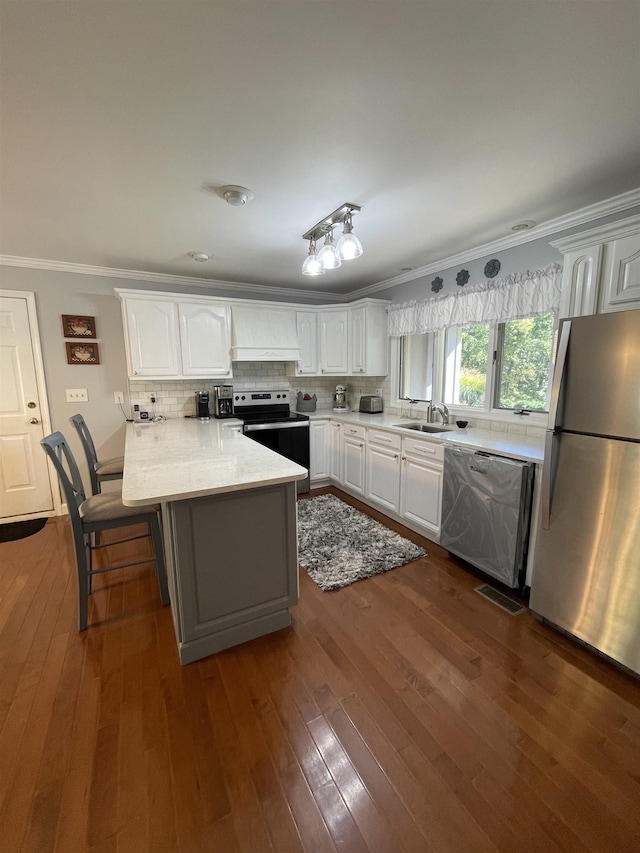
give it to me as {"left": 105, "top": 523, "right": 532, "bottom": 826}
{"left": 122, "top": 418, "right": 307, "bottom": 664}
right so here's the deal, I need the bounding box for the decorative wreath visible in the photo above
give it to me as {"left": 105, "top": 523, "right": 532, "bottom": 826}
{"left": 484, "top": 258, "right": 501, "bottom": 278}
{"left": 456, "top": 269, "right": 470, "bottom": 287}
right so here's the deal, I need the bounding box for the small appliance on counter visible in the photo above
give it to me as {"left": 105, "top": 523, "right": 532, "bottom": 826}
{"left": 333, "top": 384, "right": 349, "bottom": 413}
{"left": 295, "top": 391, "right": 317, "bottom": 412}
{"left": 359, "top": 395, "right": 383, "bottom": 413}
{"left": 195, "top": 391, "right": 210, "bottom": 420}
{"left": 212, "top": 384, "right": 235, "bottom": 418}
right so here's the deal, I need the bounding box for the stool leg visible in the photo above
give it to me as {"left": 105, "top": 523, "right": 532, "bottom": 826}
{"left": 149, "top": 514, "right": 170, "bottom": 606}
{"left": 74, "top": 531, "right": 90, "bottom": 631}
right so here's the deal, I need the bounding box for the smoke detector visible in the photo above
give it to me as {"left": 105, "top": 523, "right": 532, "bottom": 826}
{"left": 511, "top": 220, "right": 536, "bottom": 232}
{"left": 219, "top": 185, "right": 254, "bottom": 206}
{"left": 188, "top": 252, "right": 210, "bottom": 262}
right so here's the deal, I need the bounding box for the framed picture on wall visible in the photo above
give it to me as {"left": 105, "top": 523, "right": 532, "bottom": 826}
{"left": 66, "top": 342, "right": 100, "bottom": 364}
{"left": 61, "top": 314, "right": 97, "bottom": 338}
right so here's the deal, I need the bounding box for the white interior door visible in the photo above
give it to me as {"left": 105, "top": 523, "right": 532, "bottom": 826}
{"left": 0, "top": 293, "right": 54, "bottom": 520}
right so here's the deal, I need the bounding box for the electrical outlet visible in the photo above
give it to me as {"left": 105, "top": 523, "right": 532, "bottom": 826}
{"left": 66, "top": 388, "right": 88, "bottom": 402}
{"left": 114, "top": 391, "right": 124, "bottom": 404}
{"left": 145, "top": 391, "right": 158, "bottom": 404}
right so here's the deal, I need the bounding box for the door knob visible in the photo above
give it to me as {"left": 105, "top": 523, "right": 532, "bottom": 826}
{"left": 27, "top": 401, "right": 37, "bottom": 409}
{"left": 29, "top": 417, "right": 40, "bottom": 424}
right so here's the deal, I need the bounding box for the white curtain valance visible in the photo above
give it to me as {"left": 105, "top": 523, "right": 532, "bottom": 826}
{"left": 387, "top": 263, "right": 563, "bottom": 336}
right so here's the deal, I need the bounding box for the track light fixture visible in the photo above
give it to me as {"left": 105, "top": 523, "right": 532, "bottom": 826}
{"left": 301, "top": 203, "right": 362, "bottom": 276}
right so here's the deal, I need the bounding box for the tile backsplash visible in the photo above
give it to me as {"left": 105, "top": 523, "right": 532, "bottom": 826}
{"left": 128, "top": 364, "right": 391, "bottom": 418}
{"left": 128, "top": 365, "right": 543, "bottom": 438}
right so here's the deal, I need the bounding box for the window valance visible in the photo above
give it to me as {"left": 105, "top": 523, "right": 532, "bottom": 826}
{"left": 387, "top": 263, "right": 563, "bottom": 336}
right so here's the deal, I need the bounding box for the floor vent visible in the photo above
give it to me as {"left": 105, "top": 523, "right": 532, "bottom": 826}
{"left": 474, "top": 584, "right": 527, "bottom": 615}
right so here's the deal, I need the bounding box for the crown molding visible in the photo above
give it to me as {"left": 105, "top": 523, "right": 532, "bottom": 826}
{"left": 0, "top": 255, "right": 350, "bottom": 303}
{"left": 2, "top": 187, "right": 638, "bottom": 303}
{"left": 345, "top": 187, "right": 640, "bottom": 299}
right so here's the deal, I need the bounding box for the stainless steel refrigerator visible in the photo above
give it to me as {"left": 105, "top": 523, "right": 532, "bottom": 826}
{"left": 529, "top": 308, "right": 640, "bottom": 675}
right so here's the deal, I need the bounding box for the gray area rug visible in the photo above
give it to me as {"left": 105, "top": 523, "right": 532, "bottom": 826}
{"left": 297, "top": 494, "right": 426, "bottom": 591}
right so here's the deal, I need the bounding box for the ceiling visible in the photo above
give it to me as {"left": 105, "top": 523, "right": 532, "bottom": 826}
{"left": 1, "top": 1, "right": 639, "bottom": 297}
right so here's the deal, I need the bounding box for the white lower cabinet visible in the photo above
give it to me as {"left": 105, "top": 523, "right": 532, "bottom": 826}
{"left": 323, "top": 419, "right": 445, "bottom": 542}
{"left": 309, "top": 420, "right": 329, "bottom": 483}
{"left": 342, "top": 425, "right": 366, "bottom": 495}
{"left": 329, "top": 421, "right": 343, "bottom": 483}
{"left": 366, "top": 430, "right": 401, "bottom": 514}
{"left": 399, "top": 437, "right": 444, "bottom": 539}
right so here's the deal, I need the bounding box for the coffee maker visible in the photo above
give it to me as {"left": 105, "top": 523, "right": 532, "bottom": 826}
{"left": 195, "top": 390, "right": 211, "bottom": 420}
{"left": 212, "top": 385, "right": 234, "bottom": 418}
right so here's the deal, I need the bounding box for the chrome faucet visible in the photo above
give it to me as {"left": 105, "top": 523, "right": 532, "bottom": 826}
{"left": 430, "top": 403, "right": 449, "bottom": 425}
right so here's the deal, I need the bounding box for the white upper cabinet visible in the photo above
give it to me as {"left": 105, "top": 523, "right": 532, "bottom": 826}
{"left": 552, "top": 214, "right": 640, "bottom": 317}
{"left": 317, "top": 301, "right": 389, "bottom": 377}
{"left": 557, "top": 246, "right": 603, "bottom": 319}
{"left": 117, "top": 290, "right": 388, "bottom": 379}
{"left": 319, "top": 310, "right": 349, "bottom": 374}
{"left": 293, "top": 311, "right": 318, "bottom": 376}
{"left": 117, "top": 291, "right": 232, "bottom": 380}
{"left": 598, "top": 232, "right": 640, "bottom": 312}
{"left": 179, "top": 302, "right": 232, "bottom": 377}
{"left": 349, "top": 302, "right": 388, "bottom": 375}
{"left": 349, "top": 306, "right": 366, "bottom": 374}
{"left": 124, "top": 298, "right": 181, "bottom": 377}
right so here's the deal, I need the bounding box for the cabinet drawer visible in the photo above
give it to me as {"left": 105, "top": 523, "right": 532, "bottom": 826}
{"left": 367, "top": 429, "right": 401, "bottom": 451}
{"left": 343, "top": 424, "right": 366, "bottom": 441}
{"left": 402, "top": 437, "right": 445, "bottom": 462}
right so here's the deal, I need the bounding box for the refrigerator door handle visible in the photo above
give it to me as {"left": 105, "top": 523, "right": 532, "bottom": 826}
{"left": 548, "top": 319, "right": 571, "bottom": 429}
{"left": 541, "top": 429, "right": 558, "bottom": 530}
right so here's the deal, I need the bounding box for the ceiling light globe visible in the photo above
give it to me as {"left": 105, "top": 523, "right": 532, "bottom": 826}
{"left": 302, "top": 255, "right": 325, "bottom": 276}
{"left": 336, "top": 231, "right": 363, "bottom": 261}
{"left": 302, "top": 239, "right": 325, "bottom": 276}
{"left": 317, "top": 243, "right": 341, "bottom": 270}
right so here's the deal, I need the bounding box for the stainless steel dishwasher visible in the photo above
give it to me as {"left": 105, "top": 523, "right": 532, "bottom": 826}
{"left": 440, "top": 446, "right": 535, "bottom": 588}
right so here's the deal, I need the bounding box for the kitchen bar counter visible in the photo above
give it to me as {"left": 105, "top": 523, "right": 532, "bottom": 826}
{"left": 122, "top": 418, "right": 307, "bottom": 664}
{"left": 307, "top": 410, "right": 544, "bottom": 464}
{"left": 122, "top": 417, "right": 306, "bottom": 505}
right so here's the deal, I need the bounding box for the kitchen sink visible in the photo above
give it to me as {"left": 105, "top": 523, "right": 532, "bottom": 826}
{"left": 392, "top": 422, "right": 455, "bottom": 433}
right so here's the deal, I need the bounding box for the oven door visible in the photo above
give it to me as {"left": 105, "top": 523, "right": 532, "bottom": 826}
{"left": 242, "top": 420, "right": 310, "bottom": 494}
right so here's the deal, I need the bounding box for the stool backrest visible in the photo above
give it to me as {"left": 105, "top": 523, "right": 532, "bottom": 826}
{"left": 70, "top": 413, "right": 100, "bottom": 494}
{"left": 41, "top": 431, "right": 87, "bottom": 542}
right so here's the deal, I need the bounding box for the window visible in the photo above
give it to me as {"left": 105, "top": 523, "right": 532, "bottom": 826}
{"left": 494, "top": 314, "right": 555, "bottom": 411}
{"left": 400, "top": 333, "right": 434, "bottom": 401}
{"left": 398, "top": 311, "right": 556, "bottom": 415}
{"left": 444, "top": 323, "right": 491, "bottom": 408}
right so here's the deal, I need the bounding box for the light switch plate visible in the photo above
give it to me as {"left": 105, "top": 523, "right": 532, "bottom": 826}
{"left": 66, "top": 388, "right": 88, "bottom": 402}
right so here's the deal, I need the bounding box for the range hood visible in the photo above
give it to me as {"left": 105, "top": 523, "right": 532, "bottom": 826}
{"left": 230, "top": 305, "right": 301, "bottom": 362}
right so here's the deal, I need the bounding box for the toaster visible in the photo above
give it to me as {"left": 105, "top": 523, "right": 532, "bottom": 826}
{"left": 359, "top": 395, "right": 384, "bottom": 413}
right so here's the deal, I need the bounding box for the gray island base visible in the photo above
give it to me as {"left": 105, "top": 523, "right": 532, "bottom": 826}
{"left": 163, "top": 482, "right": 298, "bottom": 664}
{"left": 121, "top": 419, "right": 307, "bottom": 664}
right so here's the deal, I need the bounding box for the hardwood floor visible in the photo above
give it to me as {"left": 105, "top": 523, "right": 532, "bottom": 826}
{"left": 1, "top": 486, "right": 640, "bottom": 852}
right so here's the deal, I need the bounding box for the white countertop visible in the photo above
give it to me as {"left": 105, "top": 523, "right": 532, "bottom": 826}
{"left": 122, "top": 418, "right": 308, "bottom": 506}
{"left": 307, "top": 409, "right": 544, "bottom": 463}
